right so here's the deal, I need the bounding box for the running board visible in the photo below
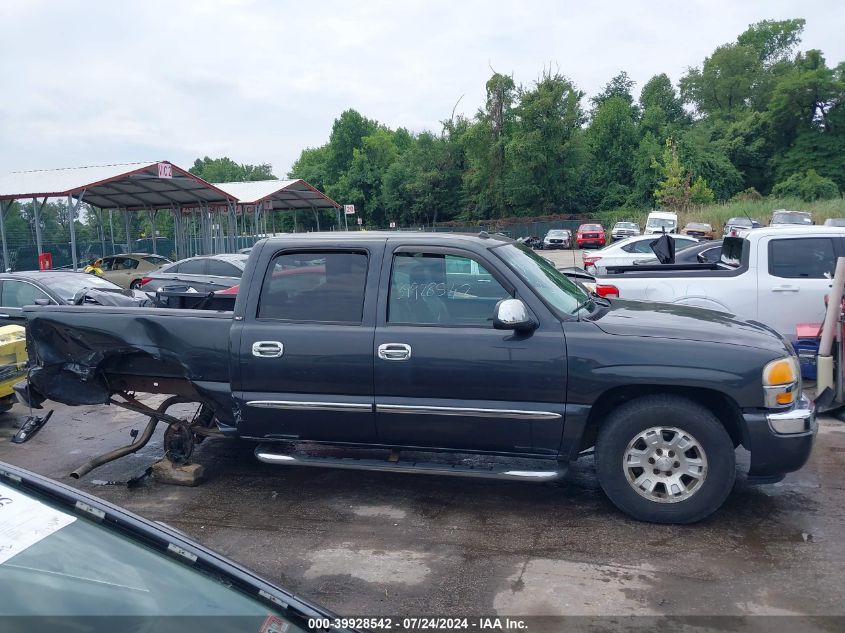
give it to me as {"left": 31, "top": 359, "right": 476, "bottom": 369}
{"left": 254, "top": 445, "right": 566, "bottom": 482}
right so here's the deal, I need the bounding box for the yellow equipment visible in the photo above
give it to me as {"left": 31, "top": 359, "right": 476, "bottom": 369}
{"left": 0, "top": 325, "right": 27, "bottom": 412}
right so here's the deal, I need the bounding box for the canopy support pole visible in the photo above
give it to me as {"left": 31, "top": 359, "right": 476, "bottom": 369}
{"left": 171, "top": 206, "right": 181, "bottom": 260}
{"left": 32, "top": 197, "right": 47, "bottom": 256}
{"left": 97, "top": 207, "right": 106, "bottom": 257}
{"left": 0, "top": 200, "right": 11, "bottom": 272}
{"left": 312, "top": 207, "right": 320, "bottom": 231}
{"left": 227, "top": 201, "right": 238, "bottom": 253}
{"left": 108, "top": 208, "right": 116, "bottom": 255}
{"left": 124, "top": 209, "right": 132, "bottom": 253}
{"left": 147, "top": 208, "right": 157, "bottom": 254}
{"left": 67, "top": 191, "right": 84, "bottom": 270}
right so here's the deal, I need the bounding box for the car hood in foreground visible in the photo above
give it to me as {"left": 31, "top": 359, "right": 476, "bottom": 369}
{"left": 590, "top": 299, "right": 791, "bottom": 354}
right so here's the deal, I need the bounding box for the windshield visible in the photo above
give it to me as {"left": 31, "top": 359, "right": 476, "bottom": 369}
{"left": 43, "top": 275, "right": 122, "bottom": 301}
{"left": 494, "top": 243, "right": 591, "bottom": 316}
{"left": 142, "top": 255, "right": 171, "bottom": 265}
{"left": 0, "top": 479, "right": 290, "bottom": 622}
{"left": 616, "top": 223, "right": 637, "bottom": 229}
{"left": 686, "top": 223, "right": 711, "bottom": 230}
{"left": 646, "top": 217, "right": 676, "bottom": 229}
{"left": 547, "top": 230, "right": 569, "bottom": 236}
{"left": 772, "top": 212, "right": 811, "bottom": 225}
{"left": 580, "top": 225, "right": 602, "bottom": 231}
{"left": 727, "top": 217, "right": 752, "bottom": 227}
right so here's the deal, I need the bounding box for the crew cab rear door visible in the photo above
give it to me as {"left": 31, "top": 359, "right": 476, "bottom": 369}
{"left": 372, "top": 242, "right": 567, "bottom": 454}
{"left": 756, "top": 234, "right": 841, "bottom": 337}
{"left": 232, "top": 245, "right": 382, "bottom": 442}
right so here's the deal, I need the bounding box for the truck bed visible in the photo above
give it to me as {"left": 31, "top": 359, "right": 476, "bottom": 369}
{"left": 22, "top": 305, "right": 233, "bottom": 408}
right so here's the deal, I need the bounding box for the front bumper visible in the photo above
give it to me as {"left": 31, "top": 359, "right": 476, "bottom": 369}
{"left": 742, "top": 394, "right": 816, "bottom": 482}
{"left": 577, "top": 238, "right": 605, "bottom": 247}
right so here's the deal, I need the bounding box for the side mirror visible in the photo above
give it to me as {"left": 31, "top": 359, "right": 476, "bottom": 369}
{"left": 493, "top": 298, "right": 536, "bottom": 332}
{"left": 34, "top": 298, "right": 51, "bottom": 306}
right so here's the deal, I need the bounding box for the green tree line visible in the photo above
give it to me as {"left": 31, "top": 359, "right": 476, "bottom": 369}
{"left": 286, "top": 18, "right": 843, "bottom": 227}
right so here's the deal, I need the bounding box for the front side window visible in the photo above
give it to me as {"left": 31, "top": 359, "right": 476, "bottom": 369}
{"left": 769, "top": 238, "right": 835, "bottom": 279}
{"left": 258, "top": 251, "right": 368, "bottom": 322}
{"left": 1, "top": 281, "right": 50, "bottom": 307}
{"left": 388, "top": 252, "right": 510, "bottom": 326}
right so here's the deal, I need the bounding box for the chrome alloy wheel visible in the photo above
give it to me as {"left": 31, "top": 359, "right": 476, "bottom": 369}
{"left": 623, "top": 427, "right": 708, "bottom": 503}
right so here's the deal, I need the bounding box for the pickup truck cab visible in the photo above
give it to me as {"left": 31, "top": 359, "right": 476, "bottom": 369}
{"left": 597, "top": 227, "right": 845, "bottom": 339}
{"left": 20, "top": 232, "right": 816, "bottom": 524}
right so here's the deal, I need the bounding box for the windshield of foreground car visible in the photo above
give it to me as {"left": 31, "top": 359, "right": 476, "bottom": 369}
{"left": 0, "top": 478, "right": 290, "bottom": 621}
{"left": 494, "top": 243, "right": 591, "bottom": 316}
{"left": 42, "top": 274, "right": 123, "bottom": 301}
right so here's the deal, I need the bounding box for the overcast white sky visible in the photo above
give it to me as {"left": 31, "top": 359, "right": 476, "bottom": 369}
{"left": 1, "top": 0, "right": 842, "bottom": 178}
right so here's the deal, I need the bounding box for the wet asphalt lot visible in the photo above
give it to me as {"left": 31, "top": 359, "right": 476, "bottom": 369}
{"left": 1, "top": 247, "right": 844, "bottom": 621}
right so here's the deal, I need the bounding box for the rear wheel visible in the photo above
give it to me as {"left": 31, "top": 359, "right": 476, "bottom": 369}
{"left": 129, "top": 279, "right": 143, "bottom": 290}
{"left": 595, "top": 395, "right": 735, "bottom": 524}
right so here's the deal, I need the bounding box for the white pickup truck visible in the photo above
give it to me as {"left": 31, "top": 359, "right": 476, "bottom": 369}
{"left": 595, "top": 226, "right": 845, "bottom": 339}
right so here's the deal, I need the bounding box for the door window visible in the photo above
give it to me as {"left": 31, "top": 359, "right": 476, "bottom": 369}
{"left": 1, "top": 281, "right": 50, "bottom": 307}
{"left": 769, "top": 238, "right": 836, "bottom": 279}
{"left": 388, "top": 252, "right": 510, "bottom": 326}
{"left": 257, "top": 251, "right": 368, "bottom": 323}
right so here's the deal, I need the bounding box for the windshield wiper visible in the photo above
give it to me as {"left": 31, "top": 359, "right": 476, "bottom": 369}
{"left": 570, "top": 296, "right": 595, "bottom": 314}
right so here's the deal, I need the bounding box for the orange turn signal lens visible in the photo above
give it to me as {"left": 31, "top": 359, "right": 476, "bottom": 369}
{"left": 763, "top": 358, "right": 797, "bottom": 386}
{"left": 776, "top": 391, "right": 795, "bottom": 405}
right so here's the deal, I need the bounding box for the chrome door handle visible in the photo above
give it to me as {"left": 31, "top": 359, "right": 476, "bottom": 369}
{"left": 252, "top": 341, "right": 284, "bottom": 358}
{"left": 378, "top": 343, "right": 412, "bottom": 361}
{"left": 772, "top": 285, "right": 799, "bottom": 293}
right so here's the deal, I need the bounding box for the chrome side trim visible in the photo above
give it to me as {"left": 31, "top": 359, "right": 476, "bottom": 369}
{"left": 376, "top": 404, "right": 561, "bottom": 420}
{"left": 254, "top": 446, "right": 565, "bottom": 482}
{"left": 247, "top": 401, "right": 373, "bottom": 413}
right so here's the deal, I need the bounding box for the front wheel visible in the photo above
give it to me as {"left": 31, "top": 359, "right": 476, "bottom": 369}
{"left": 595, "top": 395, "right": 735, "bottom": 524}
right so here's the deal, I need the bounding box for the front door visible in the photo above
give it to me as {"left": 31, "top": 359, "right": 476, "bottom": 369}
{"left": 234, "top": 248, "right": 379, "bottom": 442}
{"left": 373, "top": 244, "right": 567, "bottom": 455}
{"left": 0, "top": 280, "right": 52, "bottom": 326}
{"left": 757, "top": 234, "right": 840, "bottom": 337}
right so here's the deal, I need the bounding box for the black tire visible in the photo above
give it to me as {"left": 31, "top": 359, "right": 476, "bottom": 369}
{"left": 595, "top": 395, "right": 735, "bottom": 524}
{"left": 130, "top": 279, "right": 143, "bottom": 290}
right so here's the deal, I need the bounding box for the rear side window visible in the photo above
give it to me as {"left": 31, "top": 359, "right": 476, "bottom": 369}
{"left": 258, "top": 251, "right": 368, "bottom": 322}
{"left": 207, "top": 259, "right": 242, "bottom": 277}
{"left": 769, "top": 238, "right": 836, "bottom": 279}
{"left": 178, "top": 259, "right": 207, "bottom": 274}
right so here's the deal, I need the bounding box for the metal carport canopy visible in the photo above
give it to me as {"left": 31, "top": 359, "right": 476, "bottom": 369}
{"left": 210, "top": 179, "right": 339, "bottom": 210}
{"left": 0, "top": 161, "right": 234, "bottom": 209}
{"left": 0, "top": 161, "right": 235, "bottom": 268}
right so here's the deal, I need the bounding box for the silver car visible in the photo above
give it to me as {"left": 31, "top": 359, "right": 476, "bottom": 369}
{"left": 542, "top": 229, "right": 572, "bottom": 249}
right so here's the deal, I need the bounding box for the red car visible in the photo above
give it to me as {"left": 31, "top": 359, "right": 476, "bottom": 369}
{"left": 576, "top": 223, "right": 606, "bottom": 249}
